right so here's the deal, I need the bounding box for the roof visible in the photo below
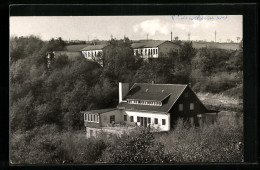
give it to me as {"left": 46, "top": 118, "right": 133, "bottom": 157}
{"left": 80, "top": 44, "right": 108, "bottom": 51}
{"left": 65, "top": 44, "right": 88, "bottom": 51}
{"left": 127, "top": 92, "right": 172, "bottom": 101}
{"left": 117, "top": 83, "right": 188, "bottom": 113}
{"left": 131, "top": 40, "right": 180, "bottom": 49}
{"left": 81, "top": 108, "right": 117, "bottom": 115}
{"left": 131, "top": 40, "right": 165, "bottom": 49}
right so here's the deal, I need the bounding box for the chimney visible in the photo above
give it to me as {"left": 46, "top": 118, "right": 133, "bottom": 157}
{"left": 188, "top": 82, "right": 192, "bottom": 87}
{"left": 151, "top": 80, "right": 155, "bottom": 84}
{"left": 119, "top": 82, "right": 129, "bottom": 103}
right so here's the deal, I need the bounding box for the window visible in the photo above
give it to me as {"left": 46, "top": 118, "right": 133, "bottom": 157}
{"left": 130, "top": 116, "right": 134, "bottom": 122}
{"left": 184, "top": 92, "right": 188, "bottom": 97}
{"left": 153, "top": 49, "right": 155, "bottom": 55}
{"left": 190, "top": 103, "right": 194, "bottom": 110}
{"left": 97, "top": 115, "right": 99, "bottom": 123}
{"left": 88, "top": 114, "right": 90, "bottom": 121}
{"left": 179, "top": 104, "right": 183, "bottom": 111}
{"left": 124, "top": 115, "right": 127, "bottom": 121}
{"left": 148, "top": 118, "right": 151, "bottom": 123}
{"left": 93, "top": 115, "right": 96, "bottom": 122}
{"left": 137, "top": 116, "right": 140, "bottom": 122}
{"left": 91, "top": 114, "right": 93, "bottom": 121}
{"left": 156, "top": 49, "right": 158, "bottom": 54}
{"left": 162, "top": 119, "right": 166, "bottom": 125}
{"left": 110, "top": 115, "right": 115, "bottom": 123}
{"left": 154, "top": 118, "right": 158, "bottom": 124}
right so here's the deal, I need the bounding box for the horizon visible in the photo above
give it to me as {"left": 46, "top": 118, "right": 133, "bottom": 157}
{"left": 10, "top": 15, "right": 243, "bottom": 43}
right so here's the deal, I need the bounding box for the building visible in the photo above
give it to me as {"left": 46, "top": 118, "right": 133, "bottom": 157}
{"left": 80, "top": 44, "right": 110, "bottom": 61}
{"left": 81, "top": 82, "right": 218, "bottom": 138}
{"left": 131, "top": 40, "right": 181, "bottom": 60}
{"left": 53, "top": 44, "right": 86, "bottom": 60}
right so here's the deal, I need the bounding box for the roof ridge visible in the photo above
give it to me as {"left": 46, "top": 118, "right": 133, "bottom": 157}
{"left": 135, "top": 83, "right": 187, "bottom": 86}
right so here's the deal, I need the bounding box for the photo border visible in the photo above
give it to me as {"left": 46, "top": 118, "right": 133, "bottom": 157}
{"left": 3, "top": 3, "right": 258, "bottom": 170}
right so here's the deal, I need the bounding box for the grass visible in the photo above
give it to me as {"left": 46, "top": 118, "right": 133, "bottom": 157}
{"left": 197, "top": 92, "right": 243, "bottom": 112}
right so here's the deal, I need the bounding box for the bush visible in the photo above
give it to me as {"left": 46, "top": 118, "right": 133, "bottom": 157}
{"left": 10, "top": 124, "right": 107, "bottom": 164}
{"left": 99, "top": 130, "right": 170, "bottom": 163}
{"left": 154, "top": 114, "right": 243, "bottom": 162}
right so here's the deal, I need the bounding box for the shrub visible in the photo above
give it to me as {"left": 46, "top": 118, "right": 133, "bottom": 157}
{"left": 99, "top": 130, "right": 170, "bottom": 163}
{"left": 154, "top": 114, "right": 243, "bottom": 162}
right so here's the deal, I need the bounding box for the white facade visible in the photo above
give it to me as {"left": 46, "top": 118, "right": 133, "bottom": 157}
{"left": 122, "top": 110, "right": 170, "bottom": 131}
{"left": 82, "top": 50, "right": 103, "bottom": 60}
{"left": 133, "top": 47, "right": 159, "bottom": 59}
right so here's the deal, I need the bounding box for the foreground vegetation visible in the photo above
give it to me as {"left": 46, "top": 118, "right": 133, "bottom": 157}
{"left": 11, "top": 113, "right": 243, "bottom": 164}
{"left": 10, "top": 35, "right": 243, "bottom": 164}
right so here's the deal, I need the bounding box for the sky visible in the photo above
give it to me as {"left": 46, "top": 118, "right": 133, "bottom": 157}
{"left": 10, "top": 15, "right": 243, "bottom": 42}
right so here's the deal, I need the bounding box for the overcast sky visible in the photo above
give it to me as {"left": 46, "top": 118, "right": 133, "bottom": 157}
{"left": 10, "top": 15, "right": 242, "bottom": 42}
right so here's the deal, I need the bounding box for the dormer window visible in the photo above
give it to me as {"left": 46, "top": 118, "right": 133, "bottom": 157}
{"left": 127, "top": 99, "right": 162, "bottom": 106}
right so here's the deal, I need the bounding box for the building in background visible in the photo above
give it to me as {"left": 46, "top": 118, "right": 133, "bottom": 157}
{"left": 53, "top": 44, "right": 85, "bottom": 60}
{"left": 131, "top": 40, "right": 181, "bottom": 61}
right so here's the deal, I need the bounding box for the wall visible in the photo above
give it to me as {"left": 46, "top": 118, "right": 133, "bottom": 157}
{"left": 133, "top": 47, "right": 159, "bottom": 59}
{"left": 54, "top": 51, "right": 82, "bottom": 61}
{"left": 122, "top": 110, "right": 170, "bottom": 131}
{"left": 100, "top": 109, "right": 123, "bottom": 127}
{"left": 82, "top": 50, "right": 103, "bottom": 60}
{"left": 158, "top": 41, "right": 180, "bottom": 57}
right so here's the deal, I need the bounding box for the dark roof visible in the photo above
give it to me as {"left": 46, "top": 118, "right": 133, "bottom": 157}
{"left": 65, "top": 45, "right": 88, "bottom": 51}
{"left": 81, "top": 108, "right": 117, "bottom": 115}
{"left": 117, "top": 83, "right": 187, "bottom": 113}
{"left": 80, "top": 44, "right": 108, "bottom": 51}
{"left": 131, "top": 40, "right": 180, "bottom": 49}
{"left": 131, "top": 40, "right": 165, "bottom": 48}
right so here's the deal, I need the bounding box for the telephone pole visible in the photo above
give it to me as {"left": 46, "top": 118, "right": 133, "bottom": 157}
{"left": 215, "top": 30, "right": 217, "bottom": 42}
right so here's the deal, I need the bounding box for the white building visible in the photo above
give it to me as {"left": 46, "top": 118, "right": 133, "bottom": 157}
{"left": 81, "top": 82, "right": 218, "bottom": 138}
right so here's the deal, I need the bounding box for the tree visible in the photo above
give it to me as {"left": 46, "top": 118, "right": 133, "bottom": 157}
{"left": 236, "top": 37, "right": 240, "bottom": 43}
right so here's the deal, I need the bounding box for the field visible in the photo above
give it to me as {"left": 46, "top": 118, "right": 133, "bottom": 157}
{"left": 192, "top": 42, "right": 241, "bottom": 50}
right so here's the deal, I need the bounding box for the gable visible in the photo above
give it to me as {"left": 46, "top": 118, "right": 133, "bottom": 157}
{"left": 169, "top": 86, "right": 208, "bottom": 114}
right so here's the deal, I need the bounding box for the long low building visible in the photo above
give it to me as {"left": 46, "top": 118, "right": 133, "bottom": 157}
{"left": 131, "top": 40, "right": 181, "bottom": 60}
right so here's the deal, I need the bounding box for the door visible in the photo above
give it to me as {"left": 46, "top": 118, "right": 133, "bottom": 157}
{"left": 140, "top": 117, "right": 143, "bottom": 126}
